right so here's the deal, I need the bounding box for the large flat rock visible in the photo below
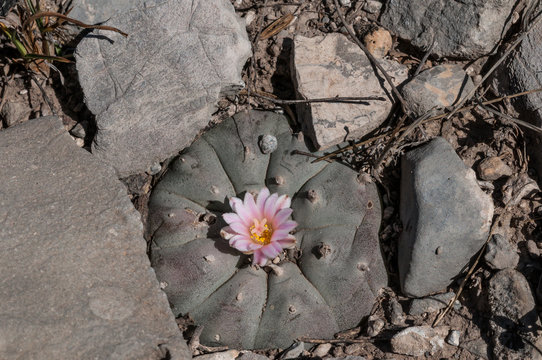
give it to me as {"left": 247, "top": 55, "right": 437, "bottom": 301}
{"left": 292, "top": 33, "right": 407, "bottom": 150}
{"left": 0, "top": 117, "right": 190, "bottom": 359}
{"left": 380, "top": 0, "right": 519, "bottom": 59}
{"left": 75, "top": 0, "right": 251, "bottom": 177}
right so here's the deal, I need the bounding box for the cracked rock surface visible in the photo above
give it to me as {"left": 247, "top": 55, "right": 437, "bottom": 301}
{"left": 76, "top": 0, "right": 251, "bottom": 177}
{"left": 0, "top": 116, "right": 190, "bottom": 359}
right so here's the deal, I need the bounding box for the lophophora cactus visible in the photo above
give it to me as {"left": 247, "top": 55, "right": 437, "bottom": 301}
{"left": 148, "top": 110, "right": 387, "bottom": 349}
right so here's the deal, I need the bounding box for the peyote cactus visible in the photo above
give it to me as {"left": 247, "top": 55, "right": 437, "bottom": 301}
{"left": 147, "top": 110, "right": 387, "bottom": 349}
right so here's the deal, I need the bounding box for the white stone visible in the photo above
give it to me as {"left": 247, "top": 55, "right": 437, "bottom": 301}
{"left": 292, "top": 33, "right": 407, "bottom": 150}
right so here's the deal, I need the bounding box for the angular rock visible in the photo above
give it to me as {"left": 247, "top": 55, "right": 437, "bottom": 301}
{"left": 390, "top": 326, "right": 449, "bottom": 357}
{"left": 400, "top": 64, "right": 474, "bottom": 117}
{"left": 194, "top": 351, "right": 240, "bottom": 360}
{"left": 0, "top": 117, "right": 190, "bottom": 359}
{"left": 494, "top": 9, "right": 542, "bottom": 128}
{"left": 446, "top": 330, "right": 461, "bottom": 347}
{"left": 312, "top": 343, "right": 332, "bottom": 357}
{"left": 488, "top": 269, "right": 542, "bottom": 360}
{"left": 381, "top": 0, "right": 519, "bottom": 59}
{"left": 237, "top": 352, "right": 270, "bottom": 360}
{"left": 69, "top": 0, "right": 145, "bottom": 24}
{"left": 408, "top": 292, "right": 456, "bottom": 316}
{"left": 76, "top": 0, "right": 251, "bottom": 176}
{"left": 363, "top": 27, "right": 392, "bottom": 58}
{"left": 484, "top": 234, "right": 519, "bottom": 270}
{"left": 399, "top": 137, "right": 493, "bottom": 297}
{"left": 292, "top": 33, "right": 408, "bottom": 150}
{"left": 477, "top": 156, "right": 513, "bottom": 181}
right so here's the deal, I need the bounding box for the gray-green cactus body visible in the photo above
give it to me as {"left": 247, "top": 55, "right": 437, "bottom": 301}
{"left": 148, "top": 110, "right": 387, "bottom": 349}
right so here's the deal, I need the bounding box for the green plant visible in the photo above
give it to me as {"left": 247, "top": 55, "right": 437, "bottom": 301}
{"left": 147, "top": 110, "right": 387, "bottom": 349}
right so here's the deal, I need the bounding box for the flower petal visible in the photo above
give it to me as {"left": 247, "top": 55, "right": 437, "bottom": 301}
{"left": 276, "top": 234, "right": 297, "bottom": 249}
{"left": 230, "top": 196, "right": 252, "bottom": 225}
{"left": 244, "top": 192, "right": 261, "bottom": 220}
{"left": 263, "top": 193, "right": 279, "bottom": 219}
{"left": 271, "top": 208, "right": 293, "bottom": 228}
{"left": 220, "top": 226, "right": 235, "bottom": 240}
{"left": 270, "top": 228, "right": 294, "bottom": 242}
{"left": 276, "top": 194, "right": 291, "bottom": 209}
{"left": 252, "top": 249, "right": 268, "bottom": 266}
{"left": 261, "top": 244, "right": 281, "bottom": 259}
{"left": 230, "top": 235, "right": 261, "bottom": 252}
{"left": 222, "top": 212, "right": 243, "bottom": 226}
{"left": 256, "top": 188, "right": 270, "bottom": 216}
{"left": 277, "top": 220, "right": 297, "bottom": 233}
{"left": 229, "top": 221, "right": 250, "bottom": 237}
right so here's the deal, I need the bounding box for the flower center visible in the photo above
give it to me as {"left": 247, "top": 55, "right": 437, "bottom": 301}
{"left": 249, "top": 218, "right": 273, "bottom": 245}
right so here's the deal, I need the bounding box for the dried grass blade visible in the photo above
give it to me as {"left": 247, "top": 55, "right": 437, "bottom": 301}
{"left": 24, "top": 11, "right": 128, "bottom": 37}
{"left": 260, "top": 13, "right": 295, "bottom": 40}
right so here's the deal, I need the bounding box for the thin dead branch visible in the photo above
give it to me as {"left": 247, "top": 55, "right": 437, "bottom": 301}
{"left": 312, "top": 88, "right": 542, "bottom": 163}
{"left": 243, "top": 90, "right": 386, "bottom": 104}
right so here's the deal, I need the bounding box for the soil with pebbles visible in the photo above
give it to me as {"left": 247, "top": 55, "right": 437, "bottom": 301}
{"left": 1, "top": 0, "right": 541, "bottom": 359}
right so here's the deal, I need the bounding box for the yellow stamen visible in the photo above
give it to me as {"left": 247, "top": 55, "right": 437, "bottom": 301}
{"left": 249, "top": 218, "right": 273, "bottom": 245}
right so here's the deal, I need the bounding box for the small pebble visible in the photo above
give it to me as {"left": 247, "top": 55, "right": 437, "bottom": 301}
{"left": 19, "top": 89, "right": 28, "bottom": 95}
{"left": 477, "top": 156, "right": 513, "bottom": 181}
{"left": 339, "top": 0, "right": 352, "bottom": 6}
{"left": 389, "top": 298, "right": 405, "bottom": 325}
{"left": 281, "top": 342, "right": 305, "bottom": 359}
{"left": 75, "top": 138, "right": 85, "bottom": 148}
{"left": 147, "top": 162, "right": 162, "bottom": 175}
{"left": 70, "top": 123, "right": 86, "bottom": 138}
{"left": 344, "top": 343, "right": 363, "bottom": 355}
{"left": 366, "top": 315, "right": 385, "bottom": 337}
{"left": 484, "top": 234, "right": 519, "bottom": 270}
{"left": 526, "top": 239, "right": 540, "bottom": 258}
{"left": 312, "top": 343, "right": 332, "bottom": 357}
{"left": 258, "top": 134, "right": 278, "bottom": 154}
{"left": 363, "top": 27, "right": 392, "bottom": 58}
{"left": 446, "top": 330, "right": 460, "bottom": 346}
{"left": 363, "top": 0, "right": 383, "bottom": 14}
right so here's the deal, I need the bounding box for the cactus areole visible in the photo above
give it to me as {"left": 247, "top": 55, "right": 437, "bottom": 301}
{"left": 147, "top": 110, "right": 387, "bottom": 349}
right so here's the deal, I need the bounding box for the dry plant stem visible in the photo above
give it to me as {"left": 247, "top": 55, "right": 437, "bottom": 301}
{"left": 443, "top": 11, "right": 542, "bottom": 121}
{"left": 299, "top": 337, "right": 378, "bottom": 344}
{"left": 332, "top": 0, "right": 411, "bottom": 116}
{"left": 432, "top": 212, "right": 503, "bottom": 327}
{"left": 30, "top": 72, "right": 55, "bottom": 115}
{"left": 478, "top": 102, "right": 542, "bottom": 135}
{"left": 246, "top": 91, "right": 386, "bottom": 104}
{"left": 23, "top": 11, "right": 128, "bottom": 37}
{"left": 312, "top": 87, "right": 542, "bottom": 163}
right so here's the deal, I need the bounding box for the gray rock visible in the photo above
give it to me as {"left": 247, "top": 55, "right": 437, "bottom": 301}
{"left": 488, "top": 269, "right": 542, "bottom": 360}
{"left": 380, "top": 0, "right": 519, "bottom": 59}
{"left": 237, "top": 352, "right": 270, "bottom": 360}
{"left": 70, "top": 0, "right": 145, "bottom": 24}
{"left": 76, "top": 0, "right": 251, "bottom": 177}
{"left": 494, "top": 9, "right": 542, "bottom": 128}
{"left": 194, "top": 350, "right": 239, "bottom": 360}
{"left": 292, "top": 33, "right": 408, "bottom": 150}
{"left": 390, "top": 326, "right": 449, "bottom": 357}
{"left": 328, "top": 357, "right": 366, "bottom": 360}
{"left": 460, "top": 338, "right": 489, "bottom": 359}
{"left": 366, "top": 315, "right": 385, "bottom": 337}
{"left": 401, "top": 64, "right": 474, "bottom": 117}
{"left": 0, "top": 116, "right": 190, "bottom": 359}
{"left": 281, "top": 342, "right": 306, "bottom": 359}
{"left": 399, "top": 137, "right": 493, "bottom": 297}
{"left": 312, "top": 343, "right": 332, "bottom": 357}
{"left": 408, "top": 292, "right": 455, "bottom": 316}
{"left": 388, "top": 298, "right": 405, "bottom": 325}
{"left": 446, "top": 330, "right": 461, "bottom": 347}
{"left": 484, "top": 234, "right": 519, "bottom": 270}
{"left": 0, "top": 97, "right": 32, "bottom": 127}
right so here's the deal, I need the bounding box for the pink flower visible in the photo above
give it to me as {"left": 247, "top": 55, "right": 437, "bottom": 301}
{"left": 220, "top": 188, "right": 297, "bottom": 266}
